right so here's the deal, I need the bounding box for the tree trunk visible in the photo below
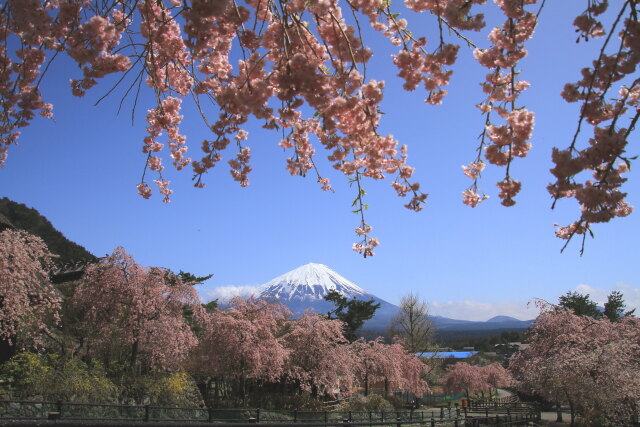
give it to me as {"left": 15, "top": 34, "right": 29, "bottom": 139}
{"left": 555, "top": 402, "right": 563, "bottom": 423}
{"left": 130, "top": 340, "right": 138, "bottom": 371}
{"left": 364, "top": 374, "right": 369, "bottom": 397}
{"left": 568, "top": 400, "right": 575, "bottom": 426}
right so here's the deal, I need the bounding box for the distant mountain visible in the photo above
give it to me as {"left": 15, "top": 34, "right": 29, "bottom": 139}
{"left": 487, "top": 315, "right": 523, "bottom": 323}
{"left": 434, "top": 315, "right": 533, "bottom": 331}
{"left": 0, "top": 198, "right": 96, "bottom": 263}
{"left": 232, "top": 263, "right": 535, "bottom": 334}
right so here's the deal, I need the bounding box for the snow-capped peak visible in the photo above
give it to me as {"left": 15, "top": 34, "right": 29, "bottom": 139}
{"left": 256, "top": 263, "right": 369, "bottom": 301}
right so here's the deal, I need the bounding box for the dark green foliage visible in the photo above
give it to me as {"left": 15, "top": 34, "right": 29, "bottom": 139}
{"left": 324, "top": 290, "right": 380, "bottom": 342}
{"left": 202, "top": 300, "right": 218, "bottom": 313}
{"left": 178, "top": 270, "right": 214, "bottom": 285}
{"left": 0, "top": 198, "right": 96, "bottom": 263}
{"left": 603, "top": 291, "right": 636, "bottom": 322}
{"left": 558, "top": 291, "right": 602, "bottom": 318}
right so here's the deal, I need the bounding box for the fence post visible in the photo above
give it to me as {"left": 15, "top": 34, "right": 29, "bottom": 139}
{"left": 144, "top": 405, "right": 150, "bottom": 422}
{"left": 430, "top": 418, "right": 435, "bottom": 427}
{"left": 440, "top": 408, "right": 444, "bottom": 419}
{"left": 294, "top": 410, "right": 298, "bottom": 423}
{"left": 56, "top": 400, "right": 62, "bottom": 417}
{"left": 396, "top": 417, "right": 401, "bottom": 427}
{"left": 257, "top": 408, "right": 261, "bottom": 424}
{"left": 495, "top": 414, "right": 500, "bottom": 426}
{"left": 381, "top": 411, "right": 384, "bottom": 423}
{"left": 349, "top": 411, "right": 352, "bottom": 423}
{"left": 368, "top": 411, "right": 372, "bottom": 427}
{"left": 208, "top": 407, "right": 213, "bottom": 423}
{"left": 325, "top": 411, "right": 328, "bottom": 424}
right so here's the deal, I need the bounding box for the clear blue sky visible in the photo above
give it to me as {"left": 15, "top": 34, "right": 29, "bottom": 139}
{"left": 2, "top": 1, "right": 638, "bottom": 320}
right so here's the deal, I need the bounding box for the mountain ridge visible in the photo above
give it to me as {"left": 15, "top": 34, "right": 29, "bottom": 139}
{"left": 0, "top": 197, "right": 96, "bottom": 263}
{"left": 219, "top": 263, "right": 534, "bottom": 332}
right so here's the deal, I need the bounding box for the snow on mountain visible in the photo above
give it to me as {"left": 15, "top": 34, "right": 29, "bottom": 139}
{"left": 256, "top": 263, "right": 370, "bottom": 301}
{"left": 253, "top": 263, "right": 398, "bottom": 330}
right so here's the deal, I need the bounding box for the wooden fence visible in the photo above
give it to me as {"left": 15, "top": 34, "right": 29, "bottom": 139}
{"left": 0, "top": 399, "right": 539, "bottom": 425}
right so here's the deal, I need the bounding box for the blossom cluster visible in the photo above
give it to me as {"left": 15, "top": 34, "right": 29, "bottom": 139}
{"left": 550, "top": 1, "right": 639, "bottom": 248}
{"left": 467, "top": 0, "right": 538, "bottom": 207}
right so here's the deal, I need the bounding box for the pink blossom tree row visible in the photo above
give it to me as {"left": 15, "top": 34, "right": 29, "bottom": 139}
{"left": 190, "top": 297, "right": 430, "bottom": 406}
{"left": 1, "top": 0, "right": 637, "bottom": 254}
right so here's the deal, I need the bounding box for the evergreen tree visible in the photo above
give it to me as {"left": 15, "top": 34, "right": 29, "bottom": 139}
{"left": 603, "top": 291, "right": 635, "bottom": 322}
{"left": 558, "top": 292, "right": 602, "bottom": 319}
{"left": 324, "top": 290, "right": 380, "bottom": 342}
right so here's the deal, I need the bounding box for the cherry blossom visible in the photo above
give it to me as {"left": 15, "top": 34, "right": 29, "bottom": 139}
{"left": 0, "top": 229, "right": 60, "bottom": 348}
{"left": 350, "top": 338, "right": 430, "bottom": 396}
{"left": 510, "top": 305, "right": 640, "bottom": 425}
{"left": 73, "top": 247, "right": 202, "bottom": 369}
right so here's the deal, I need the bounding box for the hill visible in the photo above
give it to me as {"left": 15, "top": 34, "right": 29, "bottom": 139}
{"left": 0, "top": 198, "right": 96, "bottom": 263}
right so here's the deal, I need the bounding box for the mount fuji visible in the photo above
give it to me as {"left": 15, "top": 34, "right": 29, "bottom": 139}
{"left": 254, "top": 263, "right": 399, "bottom": 330}
{"left": 215, "top": 263, "right": 533, "bottom": 334}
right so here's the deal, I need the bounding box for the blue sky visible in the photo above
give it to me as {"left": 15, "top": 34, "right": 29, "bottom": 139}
{"left": 1, "top": 1, "right": 638, "bottom": 320}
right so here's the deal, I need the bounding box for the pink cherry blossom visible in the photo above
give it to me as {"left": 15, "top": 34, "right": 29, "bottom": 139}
{"left": 0, "top": 230, "right": 61, "bottom": 348}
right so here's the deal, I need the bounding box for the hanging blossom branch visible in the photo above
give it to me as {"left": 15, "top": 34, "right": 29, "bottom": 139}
{"left": 0, "top": 0, "right": 638, "bottom": 256}
{"left": 463, "top": 0, "right": 540, "bottom": 208}
{"left": 550, "top": 0, "right": 640, "bottom": 253}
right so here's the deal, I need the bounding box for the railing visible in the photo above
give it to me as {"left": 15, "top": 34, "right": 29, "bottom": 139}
{"left": 0, "top": 399, "right": 539, "bottom": 425}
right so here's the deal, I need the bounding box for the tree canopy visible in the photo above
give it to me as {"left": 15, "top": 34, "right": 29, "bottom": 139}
{"left": 558, "top": 290, "right": 636, "bottom": 321}
{"left": 558, "top": 291, "right": 603, "bottom": 319}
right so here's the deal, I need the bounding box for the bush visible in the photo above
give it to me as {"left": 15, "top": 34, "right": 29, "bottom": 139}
{"left": 0, "top": 352, "right": 51, "bottom": 399}
{"left": 338, "top": 394, "right": 395, "bottom": 412}
{"left": 121, "top": 372, "right": 204, "bottom": 407}
{"left": 0, "top": 353, "right": 118, "bottom": 403}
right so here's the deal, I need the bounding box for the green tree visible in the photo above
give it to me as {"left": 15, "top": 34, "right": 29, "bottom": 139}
{"left": 558, "top": 292, "right": 602, "bottom": 319}
{"left": 603, "top": 291, "right": 636, "bottom": 322}
{"left": 325, "top": 290, "right": 380, "bottom": 342}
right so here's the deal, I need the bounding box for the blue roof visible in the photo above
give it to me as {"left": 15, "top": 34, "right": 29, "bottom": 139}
{"left": 418, "top": 351, "right": 479, "bottom": 359}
